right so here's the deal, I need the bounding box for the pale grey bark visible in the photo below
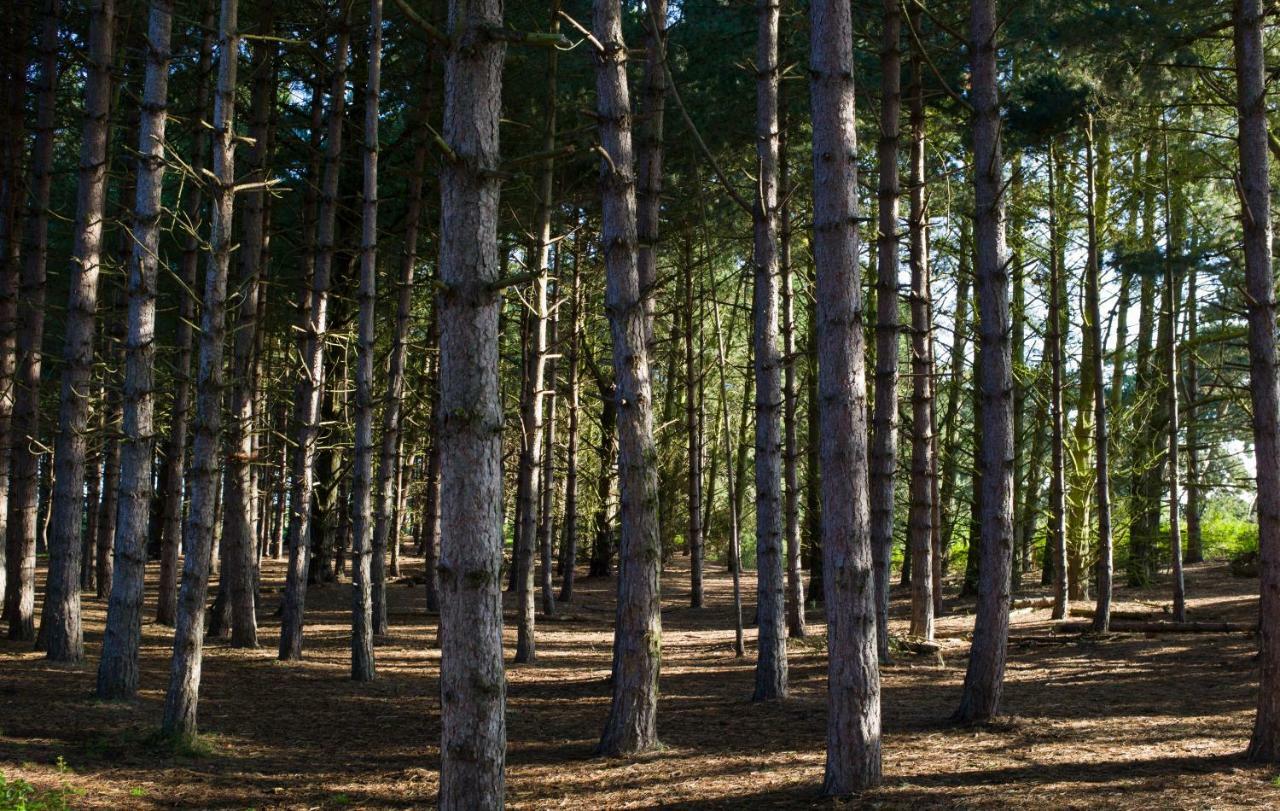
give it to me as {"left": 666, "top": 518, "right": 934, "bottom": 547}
{"left": 279, "top": 21, "right": 349, "bottom": 662}
{"left": 1237, "top": 0, "right": 1280, "bottom": 762}
{"left": 437, "top": 0, "right": 507, "bottom": 803}
{"left": 43, "top": 0, "right": 115, "bottom": 663}
{"left": 349, "top": 0, "right": 382, "bottom": 683}
{"left": 870, "top": 0, "right": 902, "bottom": 665}
{"left": 810, "top": 0, "right": 881, "bottom": 793}
{"left": 97, "top": 0, "right": 174, "bottom": 699}
{"left": 594, "top": 0, "right": 663, "bottom": 757}
{"left": 954, "top": 0, "right": 1014, "bottom": 724}
{"left": 4, "top": 0, "right": 58, "bottom": 642}
{"left": 161, "top": 0, "right": 238, "bottom": 741}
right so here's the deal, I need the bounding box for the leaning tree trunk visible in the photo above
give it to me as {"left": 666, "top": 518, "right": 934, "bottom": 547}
{"left": 349, "top": 0, "right": 382, "bottom": 683}
{"left": 160, "top": 0, "right": 238, "bottom": 742}
{"left": 222, "top": 0, "right": 275, "bottom": 651}
{"left": 4, "top": 0, "right": 58, "bottom": 642}
{"left": 1085, "top": 117, "right": 1115, "bottom": 632}
{"left": 43, "top": 0, "right": 116, "bottom": 663}
{"left": 906, "top": 18, "right": 934, "bottom": 641}
{"left": 96, "top": 0, "right": 174, "bottom": 699}
{"left": 953, "top": 0, "right": 1013, "bottom": 725}
{"left": 751, "top": 0, "right": 787, "bottom": 702}
{"left": 1236, "top": 0, "right": 1280, "bottom": 763}
{"left": 437, "top": 0, "right": 507, "bottom": 804}
{"left": 279, "top": 21, "right": 349, "bottom": 662}
{"left": 594, "top": 0, "right": 663, "bottom": 758}
{"left": 870, "top": 0, "right": 902, "bottom": 665}
{"left": 810, "top": 0, "right": 881, "bottom": 793}
{"left": 156, "top": 3, "right": 215, "bottom": 627}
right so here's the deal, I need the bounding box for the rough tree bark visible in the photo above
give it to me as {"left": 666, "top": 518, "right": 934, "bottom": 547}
{"left": 96, "top": 0, "right": 174, "bottom": 699}
{"left": 810, "top": 0, "right": 882, "bottom": 793}
{"left": 222, "top": 0, "right": 275, "bottom": 651}
{"left": 751, "top": 0, "right": 787, "bottom": 701}
{"left": 1085, "top": 118, "right": 1115, "bottom": 632}
{"left": 1236, "top": 0, "right": 1280, "bottom": 763}
{"left": 779, "top": 113, "right": 804, "bottom": 637}
{"left": 156, "top": 2, "right": 215, "bottom": 627}
{"left": 160, "top": 0, "right": 237, "bottom": 741}
{"left": 350, "top": 0, "right": 382, "bottom": 683}
{"left": 436, "top": 0, "right": 507, "bottom": 803}
{"left": 953, "top": 0, "right": 1014, "bottom": 724}
{"left": 515, "top": 1, "right": 562, "bottom": 664}
{"left": 43, "top": 0, "right": 115, "bottom": 663}
{"left": 558, "top": 237, "right": 582, "bottom": 603}
{"left": 4, "top": 0, "right": 58, "bottom": 642}
{"left": 870, "top": 0, "right": 902, "bottom": 665}
{"left": 594, "top": 0, "right": 663, "bottom": 757}
{"left": 906, "top": 17, "right": 933, "bottom": 641}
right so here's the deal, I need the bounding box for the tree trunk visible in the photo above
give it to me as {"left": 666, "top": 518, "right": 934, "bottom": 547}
{"left": 594, "top": 0, "right": 663, "bottom": 758}
{"left": 1085, "top": 118, "right": 1115, "bottom": 632}
{"left": 751, "top": 0, "right": 787, "bottom": 701}
{"left": 953, "top": 0, "right": 1013, "bottom": 725}
{"left": 810, "top": 0, "right": 881, "bottom": 792}
{"left": 1046, "top": 144, "right": 1068, "bottom": 614}
{"left": 349, "top": 0, "right": 382, "bottom": 683}
{"left": 0, "top": 6, "right": 30, "bottom": 615}
{"left": 1236, "top": 0, "right": 1280, "bottom": 762}
{"left": 1184, "top": 257, "right": 1202, "bottom": 564}
{"left": 95, "top": 379, "right": 120, "bottom": 600}
{"left": 938, "top": 236, "right": 971, "bottom": 572}
{"left": 43, "top": 0, "right": 116, "bottom": 663}
{"left": 437, "top": 0, "right": 507, "bottom": 802}
{"left": 156, "top": 2, "right": 215, "bottom": 627}
{"left": 558, "top": 241, "right": 582, "bottom": 603}
{"left": 221, "top": 0, "right": 274, "bottom": 651}
{"left": 683, "top": 234, "right": 704, "bottom": 609}
{"left": 515, "top": 3, "right": 562, "bottom": 664}
{"left": 779, "top": 120, "right": 803, "bottom": 637}
{"left": 1162, "top": 138, "right": 1186, "bottom": 623}
{"left": 869, "top": 0, "right": 902, "bottom": 664}
{"left": 539, "top": 302, "right": 559, "bottom": 614}
{"left": 279, "top": 20, "right": 350, "bottom": 662}
{"left": 96, "top": 0, "right": 174, "bottom": 698}
{"left": 906, "top": 20, "right": 933, "bottom": 641}
{"left": 160, "top": 0, "right": 238, "bottom": 742}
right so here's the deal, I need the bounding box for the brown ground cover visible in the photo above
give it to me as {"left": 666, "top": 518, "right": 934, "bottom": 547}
{"left": 1, "top": 556, "right": 1277, "bottom": 809}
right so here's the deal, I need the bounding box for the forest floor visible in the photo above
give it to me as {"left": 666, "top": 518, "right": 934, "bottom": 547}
{"left": 1, "top": 552, "right": 1277, "bottom": 809}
